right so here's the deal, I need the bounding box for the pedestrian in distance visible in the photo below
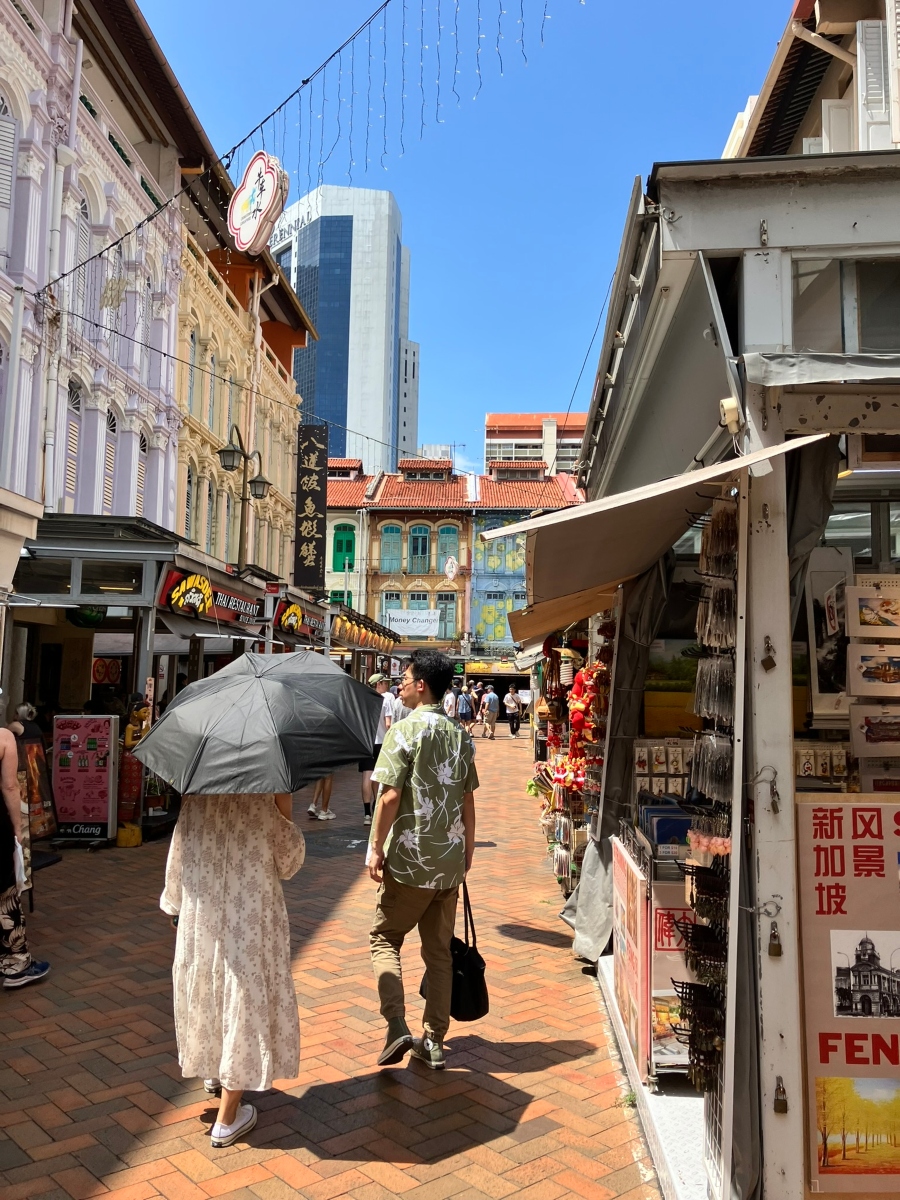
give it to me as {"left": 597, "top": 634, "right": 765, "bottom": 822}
{"left": 368, "top": 649, "right": 478, "bottom": 1070}
{"left": 442, "top": 681, "right": 459, "bottom": 720}
{"left": 160, "top": 792, "right": 305, "bottom": 1147}
{"left": 359, "top": 674, "right": 394, "bottom": 826}
{"left": 503, "top": 685, "right": 523, "bottom": 738}
{"left": 308, "top": 774, "right": 334, "bottom": 820}
{"left": 0, "top": 727, "right": 50, "bottom": 989}
{"left": 457, "top": 686, "right": 475, "bottom": 733}
{"left": 479, "top": 685, "right": 500, "bottom": 738}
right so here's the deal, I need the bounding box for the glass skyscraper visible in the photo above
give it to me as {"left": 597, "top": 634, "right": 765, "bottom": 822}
{"left": 270, "top": 187, "right": 419, "bottom": 473}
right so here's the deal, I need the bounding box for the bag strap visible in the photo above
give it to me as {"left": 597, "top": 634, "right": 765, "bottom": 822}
{"left": 462, "top": 880, "right": 477, "bottom": 949}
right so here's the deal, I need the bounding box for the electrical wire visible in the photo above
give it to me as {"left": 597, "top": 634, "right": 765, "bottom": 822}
{"left": 545, "top": 269, "right": 614, "bottom": 475}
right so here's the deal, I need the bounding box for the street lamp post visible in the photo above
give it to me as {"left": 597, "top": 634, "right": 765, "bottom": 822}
{"left": 217, "top": 424, "right": 271, "bottom": 572}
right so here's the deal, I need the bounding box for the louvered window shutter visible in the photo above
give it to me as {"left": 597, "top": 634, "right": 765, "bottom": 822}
{"left": 888, "top": 2, "right": 900, "bottom": 143}
{"left": 224, "top": 494, "right": 232, "bottom": 560}
{"left": 64, "top": 418, "right": 80, "bottom": 511}
{"left": 140, "top": 280, "right": 152, "bottom": 385}
{"left": 205, "top": 481, "right": 214, "bottom": 553}
{"left": 188, "top": 331, "right": 196, "bottom": 413}
{"left": 185, "top": 465, "right": 193, "bottom": 538}
{"left": 858, "top": 21, "right": 893, "bottom": 151}
{"left": 227, "top": 377, "right": 235, "bottom": 432}
{"left": 208, "top": 356, "right": 216, "bottom": 428}
{"left": 75, "top": 202, "right": 90, "bottom": 318}
{"left": 0, "top": 109, "right": 16, "bottom": 257}
{"left": 136, "top": 432, "right": 147, "bottom": 517}
{"left": 102, "top": 411, "right": 117, "bottom": 515}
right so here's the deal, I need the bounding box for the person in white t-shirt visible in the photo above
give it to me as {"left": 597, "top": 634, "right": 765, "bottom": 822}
{"left": 502, "top": 685, "right": 523, "bottom": 738}
{"left": 360, "top": 675, "right": 394, "bottom": 826}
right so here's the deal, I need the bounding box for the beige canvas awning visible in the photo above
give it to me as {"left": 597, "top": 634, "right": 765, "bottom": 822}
{"left": 483, "top": 434, "right": 826, "bottom": 644}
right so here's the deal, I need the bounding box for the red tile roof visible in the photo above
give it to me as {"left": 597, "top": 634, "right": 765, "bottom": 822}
{"left": 327, "top": 477, "right": 372, "bottom": 507}
{"left": 488, "top": 460, "right": 548, "bottom": 470}
{"left": 374, "top": 475, "right": 470, "bottom": 509}
{"left": 476, "top": 477, "right": 577, "bottom": 510}
{"left": 328, "top": 458, "right": 363, "bottom": 470}
{"left": 485, "top": 412, "right": 587, "bottom": 433}
{"left": 398, "top": 458, "right": 453, "bottom": 470}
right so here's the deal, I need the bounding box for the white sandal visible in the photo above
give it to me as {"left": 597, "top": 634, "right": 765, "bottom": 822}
{"left": 203, "top": 1079, "right": 221, "bottom": 1096}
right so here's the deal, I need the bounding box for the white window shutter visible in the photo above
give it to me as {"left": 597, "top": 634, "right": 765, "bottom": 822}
{"left": 185, "top": 465, "right": 194, "bottom": 537}
{"left": 888, "top": 0, "right": 900, "bottom": 143}
{"left": 136, "top": 432, "right": 147, "bottom": 518}
{"left": 0, "top": 113, "right": 16, "bottom": 257}
{"left": 102, "top": 441, "right": 116, "bottom": 514}
{"left": 858, "top": 21, "right": 893, "bottom": 150}
{"left": 64, "top": 418, "right": 79, "bottom": 511}
{"left": 822, "top": 98, "right": 855, "bottom": 152}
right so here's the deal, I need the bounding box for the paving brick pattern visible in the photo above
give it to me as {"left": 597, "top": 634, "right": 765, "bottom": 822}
{"left": 0, "top": 734, "right": 659, "bottom": 1200}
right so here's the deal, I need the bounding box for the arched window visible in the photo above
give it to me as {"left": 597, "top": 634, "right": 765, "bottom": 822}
{"left": 74, "top": 200, "right": 91, "bottom": 318}
{"left": 208, "top": 355, "right": 216, "bottom": 429}
{"left": 185, "top": 463, "right": 194, "bottom": 538}
{"left": 333, "top": 523, "right": 355, "bottom": 571}
{"left": 438, "top": 525, "right": 459, "bottom": 566}
{"left": 0, "top": 95, "right": 17, "bottom": 260}
{"left": 102, "top": 410, "right": 117, "bottom": 515}
{"left": 205, "top": 479, "right": 215, "bottom": 554}
{"left": 381, "top": 524, "right": 402, "bottom": 572}
{"left": 409, "top": 525, "right": 430, "bottom": 574}
{"left": 136, "top": 431, "right": 148, "bottom": 517}
{"left": 63, "top": 381, "right": 82, "bottom": 512}
{"left": 187, "top": 329, "right": 197, "bottom": 414}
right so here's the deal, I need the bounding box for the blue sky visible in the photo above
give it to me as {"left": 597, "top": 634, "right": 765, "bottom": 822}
{"left": 141, "top": 0, "right": 790, "bottom": 469}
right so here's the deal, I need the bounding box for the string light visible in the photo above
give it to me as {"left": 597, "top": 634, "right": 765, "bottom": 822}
{"left": 452, "top": 0, "right": 461, "bottom": 105}
{"left": 400, "top": 0, "right": 408, "bottom": 154}
{"left": 435, "top": 0, "right": 444, "bottom": 124}
{"left": 419, "top": 0, "right": 427, "bottom": 139}
{"left": 497, "top": 2, "right": 505, "bottom": 75}
{"left": 518, "top": 0, "right": 528, "bottom": 63}
{"left": 475, "top": 0, "right": 484, "bottom": 98}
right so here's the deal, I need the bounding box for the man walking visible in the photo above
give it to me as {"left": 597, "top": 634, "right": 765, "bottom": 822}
{"left": 503, "top": 685, "right": 523, "bottom": 738}
{"left": 479, "top": 685, "right": 499, "bottom": 739}
{"left": 368, "top": 650, "right": 478, "bottom": 1070}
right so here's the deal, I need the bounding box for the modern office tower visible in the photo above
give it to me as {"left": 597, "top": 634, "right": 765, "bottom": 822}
{"left": 271, "top": 186, "right": 419, "bottom": 474}
{"left": 484, "top": 412, "right": 588, "bottom": 474}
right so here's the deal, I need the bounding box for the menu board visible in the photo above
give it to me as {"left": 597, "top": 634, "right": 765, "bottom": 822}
{"left": 612, "top": 837, "right": 649, "bottom": 1077}
{"left": 52, "top": 717, "right": 118, "bottom": 840}
{"left": 798, "top": 795, "right": 900, "bottom": 1193}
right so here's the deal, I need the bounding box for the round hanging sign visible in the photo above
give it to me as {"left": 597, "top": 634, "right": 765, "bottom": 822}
{"left": 227, "top": 151, "right": 290, "bottom": 256}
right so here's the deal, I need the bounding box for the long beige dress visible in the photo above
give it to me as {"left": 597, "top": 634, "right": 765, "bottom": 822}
{"left": 160, "top": 795, "right": 305, "bottom": 1091}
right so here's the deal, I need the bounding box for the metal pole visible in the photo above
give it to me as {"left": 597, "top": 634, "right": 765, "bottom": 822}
{"left": 238, "top": 452, "right": 250, "bottom": 571}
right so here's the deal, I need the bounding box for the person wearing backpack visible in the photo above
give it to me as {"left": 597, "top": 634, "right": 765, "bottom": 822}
{"left": 457, "top": 687, "right": 474, "bottom": 732}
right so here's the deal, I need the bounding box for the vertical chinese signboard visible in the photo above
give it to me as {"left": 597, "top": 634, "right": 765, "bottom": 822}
{"left": 52, "top": 716, "right": 119, "bottom": 840}
{"left": 612, "top": 837, "right": 649, "bottom": 1077}
{"left": 293, "top": 424, "right": 328, "bottom": 592}
{"left": 798, "top": 795, "right": 900, "bottom": 1193}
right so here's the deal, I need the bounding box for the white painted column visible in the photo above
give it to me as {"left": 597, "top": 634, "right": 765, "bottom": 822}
{"left": 78, "top": 398, "right": 106, "bottom": 513}
{"left": 144, "top": 430, "right": 167, "bottom": 527}
{"left": 115, "top": 413, "right": 140, "bottom": 516}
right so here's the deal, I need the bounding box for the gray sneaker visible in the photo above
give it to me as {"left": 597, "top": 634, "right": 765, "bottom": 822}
{"left": 377, "top": 1016, "right": 413, "bottom": 1066}
{"left": 411, "top": 1034, "right": 445, "bottom": 1070}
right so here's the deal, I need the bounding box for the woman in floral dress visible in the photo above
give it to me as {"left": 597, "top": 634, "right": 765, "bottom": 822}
{"left": 160, "top": 792, "right": 304, "bottom": 1147}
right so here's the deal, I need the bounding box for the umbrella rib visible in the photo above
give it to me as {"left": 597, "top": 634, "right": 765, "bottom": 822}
{"left": 257, "top": 677, "right": 291, "bottom": 792}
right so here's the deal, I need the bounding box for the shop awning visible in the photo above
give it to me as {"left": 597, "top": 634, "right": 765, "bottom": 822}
{"left": 158, "top": 612, "right": 262, "bottom": 640}
{"left": 744, "top": 352, "right": 900, "bottom": 387}
{"left": 484, "top": 434, "right": 826, "bottom": 643}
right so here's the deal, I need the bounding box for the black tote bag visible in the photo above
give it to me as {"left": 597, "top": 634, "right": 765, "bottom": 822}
{"left": 420, "top": 881, "right": 489, "bottom": 1022}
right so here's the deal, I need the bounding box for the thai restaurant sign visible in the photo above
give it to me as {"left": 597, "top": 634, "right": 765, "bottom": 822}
{"left": 159, "top": 570, "right": 263, "bottom": 625}
{"left": 293, "top": 425, "right": 328, "bottom": 592}
{"left": 274, "top": 600, "right": 325, "bottom": 639}
{"left": 797, "top": 795, "right": 900, "bottom": 1193}
{"left": 227, "top": 151, "right": 289, "bottom": 256}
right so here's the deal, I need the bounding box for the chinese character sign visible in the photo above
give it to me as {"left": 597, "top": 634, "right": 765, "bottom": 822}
{"left": 798, "top": 796, "right": 900, "bottom": 1193}
{"left": 293, "top": 425, "right": 328, "bottom": 591}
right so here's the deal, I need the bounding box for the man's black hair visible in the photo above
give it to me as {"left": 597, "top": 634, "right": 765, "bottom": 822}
{"left": 409, "top": 649, "right": 453, "bottom": 700}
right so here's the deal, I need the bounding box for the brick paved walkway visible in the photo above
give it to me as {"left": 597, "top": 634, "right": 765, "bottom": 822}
{"left": 0, "top": 733, "right": 659, "bottom": 1200}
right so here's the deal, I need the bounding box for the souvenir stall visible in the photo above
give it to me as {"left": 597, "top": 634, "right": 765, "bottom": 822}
{"left": 488, "top": 434, "right": 848, "bottom": 1200}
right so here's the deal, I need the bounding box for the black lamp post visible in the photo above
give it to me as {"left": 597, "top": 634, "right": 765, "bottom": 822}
{"left": 216, "top": 424, "right": 271, "bottom": 571}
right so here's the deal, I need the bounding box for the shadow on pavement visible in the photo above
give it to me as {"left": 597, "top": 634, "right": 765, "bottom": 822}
{"left": 191, "top": 1037, "right": 599, "bottom": 1165}
{"left": 496, "top": 921, "right": 573, "bottom": 949}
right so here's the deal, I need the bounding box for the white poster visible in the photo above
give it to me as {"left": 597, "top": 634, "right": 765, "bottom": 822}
{"left": 385, "top": 610, "right": 441, "bottom": 637}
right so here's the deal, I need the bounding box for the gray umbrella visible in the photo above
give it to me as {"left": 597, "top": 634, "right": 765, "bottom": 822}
{"left": 132, "top": 652, "right": 382, "bottom": 795}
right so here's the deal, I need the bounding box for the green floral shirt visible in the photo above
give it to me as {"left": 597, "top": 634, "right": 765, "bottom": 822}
{"left": 371, "top": 703, "right": 479, "bottom": 890}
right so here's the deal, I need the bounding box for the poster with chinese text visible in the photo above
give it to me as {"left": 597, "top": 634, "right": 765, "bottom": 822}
{"left": 650, "top": 880, "right": 695, "bottom": 1069}
{"left": 798, "top": 795, "right": 900, "bottom": 1192}
{"left": 612, "top": 837, "right": 649, "bottom": 1078}
{"left": 52, "top": 717, "right": 118, "bottom": 840}
{"left": 293, "top": 425, "right": 328, "bottom": 591}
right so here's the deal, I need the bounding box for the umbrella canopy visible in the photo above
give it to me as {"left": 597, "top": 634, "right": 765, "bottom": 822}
{"left": 132, "top": 652, "right": 382, "bottom": 795}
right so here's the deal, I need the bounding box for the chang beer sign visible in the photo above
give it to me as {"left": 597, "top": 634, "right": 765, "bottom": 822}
{"left": 227, "top": 151, "right": 289, "bottom": 256}
{"left": 169, "top": 573, "right": 214, "bottom": 617}
{"left": 385, "top": 610, "right": 441, "bottom": 638}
